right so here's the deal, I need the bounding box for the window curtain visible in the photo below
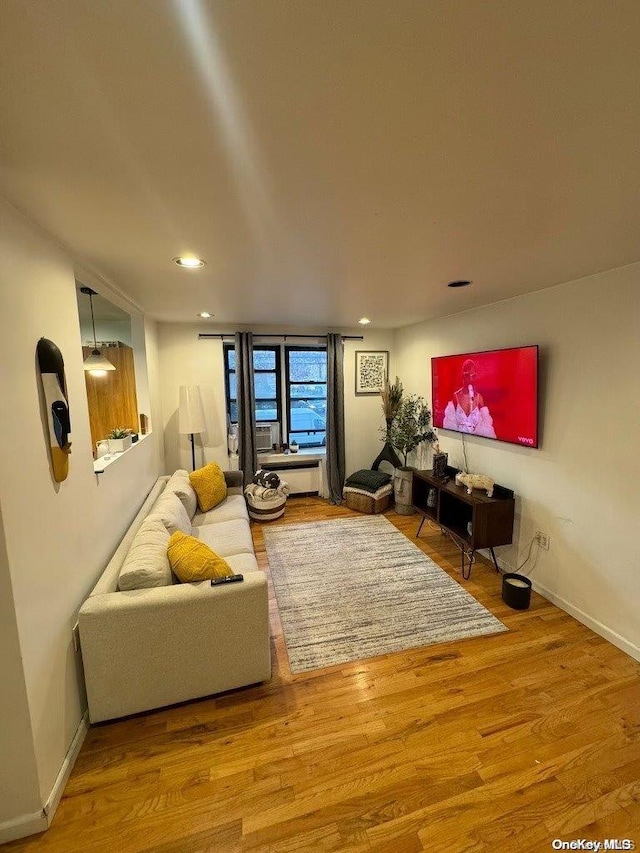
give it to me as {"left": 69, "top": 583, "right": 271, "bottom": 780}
{"left": 325, "top": 333, "right": 346, "bottom": 503}
{"left": 235, "top": 331, "right": 257, "bottom": 486}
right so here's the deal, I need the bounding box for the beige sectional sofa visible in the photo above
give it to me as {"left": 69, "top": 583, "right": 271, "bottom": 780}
{"left": 78, "top": 470, "right": 271, "bottom": 723}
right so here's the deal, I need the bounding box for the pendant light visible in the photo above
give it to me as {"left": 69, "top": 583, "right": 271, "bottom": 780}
{"left": 80, "top": 287, "right": 116, "bottom": 377}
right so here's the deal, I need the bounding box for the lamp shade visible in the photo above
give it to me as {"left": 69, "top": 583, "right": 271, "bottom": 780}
{"left": 83, "top": 349, "right": 116, "bottom": 373}
{"left": 178, "top": 385, "right": 206, "bottom": 435}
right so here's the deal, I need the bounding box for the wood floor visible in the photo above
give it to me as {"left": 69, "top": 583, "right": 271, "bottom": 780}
{"left": 7, "top": 498, "right": 640, "bottom": 852}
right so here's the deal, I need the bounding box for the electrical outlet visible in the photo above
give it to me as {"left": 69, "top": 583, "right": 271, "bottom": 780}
{"left": 536, "top": 531, "right": 550, "bottom": 550}
{"left": 72, "top": 623, "right": 80, "bottom": 652}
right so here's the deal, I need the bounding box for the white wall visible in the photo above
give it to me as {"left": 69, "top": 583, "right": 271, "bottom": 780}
{"left": 0, "top": 199, "right": 163, "bottom": 832}
{"left": 395, "top": 264, "right": 640, "bottom": 659}
{"left": 79, "top": 318, "right": 132, "bottom": 346}
{"left": 157, "top": 324, "right": 395, "bottom": 476}
{"left": 0, "top": 502, "right": 41, "bottom": 828}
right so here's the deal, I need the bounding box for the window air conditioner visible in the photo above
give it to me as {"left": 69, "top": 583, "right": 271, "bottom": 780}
{"left": 255, "top": 424, "right": 273, "bottom": 452}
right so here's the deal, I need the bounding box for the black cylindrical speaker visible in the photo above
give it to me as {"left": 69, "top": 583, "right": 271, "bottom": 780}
{"left": 502, "top": 573, "right": 532, "bottom": 610}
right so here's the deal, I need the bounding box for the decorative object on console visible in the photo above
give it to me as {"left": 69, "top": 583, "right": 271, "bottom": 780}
{"left": 178, "top": 384, "right": 206, "bottom": 471}
{"left": 107, "top": 426, "right": 132, "bottom": 453}
{"left": 455, "top": 471, "right": 494, "bottom": 497}
{"left": 355, "top": 350, "right": 389, "bottom": 395}
{"left": 79, "top": 286, "right": 116, "bottom": 376}
{"left": 432, "top": 450, "right": 448, "bottom": 479}
{"left": 37, "top": 337, "right": 72, "bottom": 483}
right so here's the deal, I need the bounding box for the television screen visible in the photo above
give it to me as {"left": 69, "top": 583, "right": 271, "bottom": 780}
{"left": 431, "top": 345, "right": 539, "bottom": 448}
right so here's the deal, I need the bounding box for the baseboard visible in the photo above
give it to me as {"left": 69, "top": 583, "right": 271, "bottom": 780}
{"left": 0, "top": 711, "right": 89, "bottom": 844}
{"left": 531, "top": 580, "right": 640, "bottom": 663}
{"left": 44, "top": 711, "right": 89, "bottom": 819}
{"left": 479, "top": 549, "right": 640, "bottom": 663}
{"left": 0, "top": 811, "right": 47, "bottom": 844}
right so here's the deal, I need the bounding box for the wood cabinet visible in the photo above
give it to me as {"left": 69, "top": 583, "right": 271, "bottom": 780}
{"left": 412, "top": 467, "right": 515, "bottom": 578}
{"left": 82, "top": 344, "right": 139, "bottom": 453}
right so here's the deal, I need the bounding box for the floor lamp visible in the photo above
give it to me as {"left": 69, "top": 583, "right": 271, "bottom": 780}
{"left": 178, "top": 385, "right": 206, "bottom": 471}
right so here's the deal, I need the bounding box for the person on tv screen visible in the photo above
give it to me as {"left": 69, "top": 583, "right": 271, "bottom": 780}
{"left": 443, "top": 359, "right": 496, "bottom": 438}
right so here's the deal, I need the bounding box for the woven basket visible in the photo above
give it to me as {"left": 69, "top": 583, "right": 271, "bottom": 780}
{"left": 344, "top": 490, "right": 391, "bottom": 514}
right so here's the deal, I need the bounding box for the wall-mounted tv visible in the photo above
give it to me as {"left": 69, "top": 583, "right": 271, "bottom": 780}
{"left": 431, "top": 345, "right": 539, "bottom": 448}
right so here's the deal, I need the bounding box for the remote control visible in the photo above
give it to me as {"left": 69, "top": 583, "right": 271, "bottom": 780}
{"left": 211, "top": 574, "right": 244, "bottom": 586}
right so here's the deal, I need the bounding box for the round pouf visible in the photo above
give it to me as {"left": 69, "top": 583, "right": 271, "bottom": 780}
{"left": 246, "top": 492, "right": 287, "bottom": 522}
{"left": 502, "top": 573, "right": 532, "bottom": 610}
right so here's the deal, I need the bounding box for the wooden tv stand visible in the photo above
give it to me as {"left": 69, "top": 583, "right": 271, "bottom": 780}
{"left": 412, "top": 467, "right": 515, "bottom": 579}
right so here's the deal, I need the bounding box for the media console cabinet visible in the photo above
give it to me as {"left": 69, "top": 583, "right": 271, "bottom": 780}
{"left": 412, "top": 467, "right": 515, "bottom": 579}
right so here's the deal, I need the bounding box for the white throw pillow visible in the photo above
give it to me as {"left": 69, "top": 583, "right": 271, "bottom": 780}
{"left": 118, "top": 517, "right": 172, "bottom": 591}
{"left": 165, "top": 470, "right": 198, "bottom": 519}
{"left": 151, "top": 491, "right": 192, "bottom": 536}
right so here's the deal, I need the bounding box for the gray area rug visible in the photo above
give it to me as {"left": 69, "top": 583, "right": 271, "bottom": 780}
{"left": 264, "top": 516, "right": 507, "bottom": 674}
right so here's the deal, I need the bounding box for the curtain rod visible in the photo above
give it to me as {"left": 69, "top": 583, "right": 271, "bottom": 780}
{"left": 197, "top": 333, "right": 364, "bottom": 341}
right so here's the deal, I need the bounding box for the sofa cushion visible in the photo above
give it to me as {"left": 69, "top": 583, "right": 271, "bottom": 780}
{"left": 224, "top": 552, "right": 260, "bottom": 574}
{"left": 189, "top": 462, "right": 227, "bottom": 512}
{"left": 193, "top": 518, "right": 254, "bottom": 557}
{"left": 150, "top": 491, "right": 192, "bottom": 536}
{"left": 167, "top": 531, "right": 233, "bottom": 582}
{"left": 192, "top": 494, "right": 249, "bottom": 526}
{"left": 118, "top": 517, "right": 173, "bottom": 591}
{"left": 165, "top": 470, "right": 198, "bottom": 519}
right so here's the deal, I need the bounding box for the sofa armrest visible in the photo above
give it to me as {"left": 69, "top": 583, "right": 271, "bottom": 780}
{"left": 79, "top": 571, "right": 270, "bottom": 722}
{"left": 225, "top": 469, "right": 244, "bottom": 494}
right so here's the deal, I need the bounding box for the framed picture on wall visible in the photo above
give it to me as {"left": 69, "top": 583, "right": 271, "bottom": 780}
{"left": 355, "top": 350, "right": 389, "bottom": 395}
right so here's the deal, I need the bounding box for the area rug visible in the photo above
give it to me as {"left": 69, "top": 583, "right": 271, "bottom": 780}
{"left": 263, "top": 516, "right": 508, "bottom": 674}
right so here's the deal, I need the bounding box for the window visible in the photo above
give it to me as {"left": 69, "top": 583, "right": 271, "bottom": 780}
{"left": 224, "top": 344, "right": 326, "bottom": 449}
{"left": 285, "top": 347, "right": 326, "bottom": 447}
{"left": 224, "top": 345, "right": 281, "bottom": 425}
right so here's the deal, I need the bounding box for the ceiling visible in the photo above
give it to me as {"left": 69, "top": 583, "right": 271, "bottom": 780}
{"left": 1, "top": 1, "right": 639, "bottom": 329}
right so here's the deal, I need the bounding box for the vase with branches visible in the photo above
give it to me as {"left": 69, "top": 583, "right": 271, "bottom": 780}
{"left": 372, "top": 378, "right": 404, "bottom": 470}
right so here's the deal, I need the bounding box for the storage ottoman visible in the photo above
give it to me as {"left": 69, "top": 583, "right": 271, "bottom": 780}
{"left": 343, "top": 485, "right": 392, "bottom": 514}
{"left": 343, "top": 468, "right": 393, "bottom": 514}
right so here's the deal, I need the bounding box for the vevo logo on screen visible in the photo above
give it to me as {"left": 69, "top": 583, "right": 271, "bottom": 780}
{"left": 518, "top": 436, "right": 535, "bottom": 446}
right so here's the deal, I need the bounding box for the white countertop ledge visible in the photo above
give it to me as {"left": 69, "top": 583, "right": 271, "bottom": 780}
{"left": 94, "top": 433, "right": 152, "bottom": 474}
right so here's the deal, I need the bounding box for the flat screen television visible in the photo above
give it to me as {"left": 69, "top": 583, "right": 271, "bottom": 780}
{"left": 431, "top": 345, "right": 539, "bottom": 448}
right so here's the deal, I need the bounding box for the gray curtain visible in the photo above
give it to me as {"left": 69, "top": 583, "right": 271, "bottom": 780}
{"left": 235, "top": 331, "right": 257, "bottom": 486}
{"left": 325, "top": 333, "right": 346, "bottom": 503}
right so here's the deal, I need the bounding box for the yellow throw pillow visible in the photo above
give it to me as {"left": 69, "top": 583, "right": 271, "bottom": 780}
{"left": 189, "top": 462, "right": 227, "bottom": 512}
{"left": 167, "top": 531, "right": 233, "bottom": 582}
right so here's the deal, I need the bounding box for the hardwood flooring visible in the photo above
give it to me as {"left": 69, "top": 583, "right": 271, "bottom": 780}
{"left": 6, "top": 498, "right": 640, "bottom": 852}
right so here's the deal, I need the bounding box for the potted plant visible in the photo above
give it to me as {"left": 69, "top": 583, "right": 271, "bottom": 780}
{"left": 107, "top": 427, "right": 133, "bottom": 453}
{"left": 386, "top": 395, "right": 437, "bottom": 514}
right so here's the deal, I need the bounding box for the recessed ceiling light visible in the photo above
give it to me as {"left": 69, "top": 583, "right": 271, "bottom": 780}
{"left": 198, "top": 312, "right": 213, "bottom": 319}
{"left": 358, "top": 317, "right": 371, "bottom": 325}
{"left": 173, "top": 256, "right": 206, "bottom": 268}
{"left": 447, "top": 280, "right": 472, "bottom": 288}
